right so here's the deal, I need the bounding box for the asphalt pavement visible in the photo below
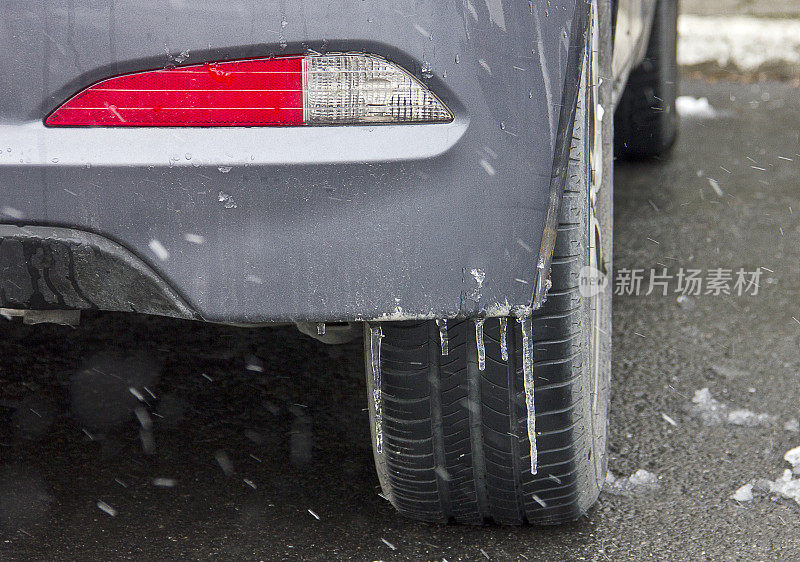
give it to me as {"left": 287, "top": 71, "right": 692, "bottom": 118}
{"left": 1, "top": 79, "right": 799, "bottom": 561}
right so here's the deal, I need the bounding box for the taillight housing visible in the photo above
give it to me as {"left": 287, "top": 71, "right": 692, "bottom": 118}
{"left": 45, "top": 53, "right": 453, "bottom": 127}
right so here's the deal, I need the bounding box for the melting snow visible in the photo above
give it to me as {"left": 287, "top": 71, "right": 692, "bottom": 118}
{"left": 727, "top": 409, "right": 774, "bottom": 427}
{"left": 690, "top": 387, "right": 775, "bottom": 427}
{"left": 733, "top": 446, "right": 800, "bottom": 508}
{"left": 604, "top": 469, "right": 659, "bottom": 496}
{"left": 731, "top": 483, "right": 754, "bottom": 502}
{"left": 678, "top": 15, "right": 800, "bottom": 71}
{"left": 467, "top": 268, "right": 486, "bottom": 301}
{"left": 766, "top": 470, "right": 800, "bottom": 506}
{"left": 676, "top": 96, "right": 718, "bottom": 119}
{"left": 708, "top": 363, "right": 748, "bottom": 379}
{"left": 785, "top": 446, "right": 800, "bottom": 474}
{"left": 218, "top": 191, "right": 237, "bottom": 208}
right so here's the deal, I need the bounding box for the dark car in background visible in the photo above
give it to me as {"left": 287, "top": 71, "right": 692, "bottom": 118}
{"left": 0, "top": 0, "right": 677, "bottom": 525}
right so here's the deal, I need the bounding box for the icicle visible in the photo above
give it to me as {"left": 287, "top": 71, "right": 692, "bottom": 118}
{"left": 518, "top": 314, "right": 537, "bottom": 474}
{"left": 474, "top": 318, "right": 486, "bottom": 371}
{"left": 436, "top": 318, "right": 449, "bottom": 356}
{"left": 499, "top": 317, "right": 508, "bottom": 361}
{"left": 370, "top": 325, "right": 384, "bottom": 454}
{"left": 316, "top": 322, "right": 326, "bottom": 335}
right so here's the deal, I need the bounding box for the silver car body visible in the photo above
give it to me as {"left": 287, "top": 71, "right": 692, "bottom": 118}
{"left": 0, "top": 0, "right": 654, "bottom": 324}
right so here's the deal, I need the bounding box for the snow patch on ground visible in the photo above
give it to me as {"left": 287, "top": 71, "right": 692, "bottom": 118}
{"left": 676, "top": 96, "right": 718, "bottom": 119}
{"left": 690, "top": 387, "right": 775, "bottom": 427}
{"left": 679, "top": 15, "right": 800, "bottom": 71}
{"left": 764, "top": 470, "right": 800, "bottom": 506}
{"left": 604, "top": 469, "right": 659, "bottom": 496}
{"left": 731, "top": 483, "right": 754, "bottom": 502}
{"left": 733, "top": 446, "right": 800, "bottom": 508}
{"left": 785, "top": 446, "right": 800, "bottom": 474}
{"left": 708, "top": 363, "right": 749, "bottom": 379}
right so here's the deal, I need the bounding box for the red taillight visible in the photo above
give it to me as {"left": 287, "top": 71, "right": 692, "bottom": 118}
{"left": 45, "top": 54, "right": 453, "bottom": 128}
{"left": 46, "top": 57, "right": 303, "bottom": 127}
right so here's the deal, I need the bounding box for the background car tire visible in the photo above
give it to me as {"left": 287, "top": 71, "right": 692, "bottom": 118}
{"left": 363, "top": 1, "right": 614, "bottom": 526}
{"left": 614, "top": 0, "right": 679, "bottom": 158}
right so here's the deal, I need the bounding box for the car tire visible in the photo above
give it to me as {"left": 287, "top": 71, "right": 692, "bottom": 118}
{"left": 614, "top": 0, "right": 679, "bottom": 158}
{"left": 363, "top": 2, "right": 613, "bottom": 525}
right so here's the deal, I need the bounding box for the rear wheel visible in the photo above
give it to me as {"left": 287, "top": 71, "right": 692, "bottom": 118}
{"left": 614, "top": 0, "right": 679, "bottom": 158}
{"left": 364, "top": 2, "right": 613, "bottom": 525}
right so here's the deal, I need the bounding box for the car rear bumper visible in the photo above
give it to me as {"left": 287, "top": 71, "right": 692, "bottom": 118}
{"left": 0, "top": 225, "right": 195, "bottom": 320}
{"left": 0, "top": 121, "right": 550, "bottom": 324}
{"left": 0, "top": 1, "right": 586, "bottom": 323}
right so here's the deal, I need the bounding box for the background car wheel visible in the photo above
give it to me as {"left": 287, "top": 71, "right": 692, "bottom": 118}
{"left": 614, "top": 0, "right": 679, "bottom": 158}
{"left": 364, "top": 1, "right": 613, "bottom": 525}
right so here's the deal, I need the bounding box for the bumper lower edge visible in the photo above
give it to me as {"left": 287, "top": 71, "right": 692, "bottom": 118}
{"left": 0, "top": 225, "right": 197, "bottom": 321}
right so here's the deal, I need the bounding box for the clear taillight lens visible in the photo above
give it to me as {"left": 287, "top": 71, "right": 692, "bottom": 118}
{"left": 45, "top": 53, "right": 452, "bottom": 127}
{"left": 304, "top": 54, "right": 452, "bottom": 124}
